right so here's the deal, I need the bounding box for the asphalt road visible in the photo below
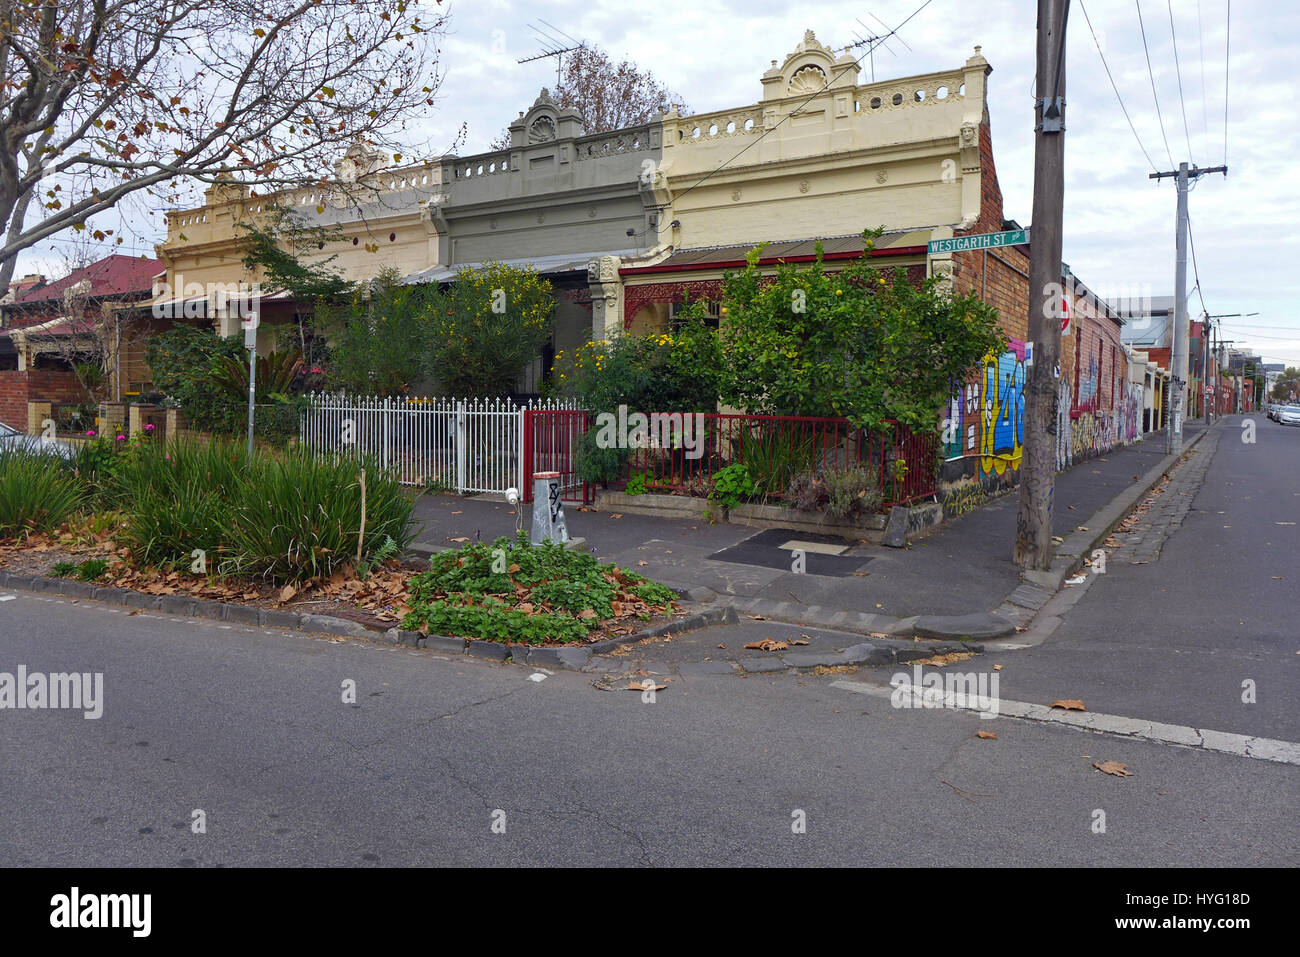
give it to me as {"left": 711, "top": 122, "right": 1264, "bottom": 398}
{"left": 978, "top": 415, "right": 1300, "bottom": 741}
{"left": 2, "top": 451, "right": 1297, "bottom": 870}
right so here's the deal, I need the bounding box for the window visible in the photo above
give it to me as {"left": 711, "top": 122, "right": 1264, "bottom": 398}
{"left": 669, "top": 298, "right": 722, "bottom": 329}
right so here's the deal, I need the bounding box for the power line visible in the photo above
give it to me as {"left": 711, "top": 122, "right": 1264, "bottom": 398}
{"left": 1079, "top": 0, "right": 1157, "bottom": 171}
{"left": 1223, "top": 0, "right": 1231, "bottom": 166}
{"left": 1185, "top": 212, "right": 1208, "bottom": 316}
{"left": 1136, "top": 0, "right": 1176, "bottom": 167}
{"left": 1196, "top": 0, "right": 1210, "bottom": 159}
{"left": 1166, "top": 0, "right": 1196, "bottom": 163}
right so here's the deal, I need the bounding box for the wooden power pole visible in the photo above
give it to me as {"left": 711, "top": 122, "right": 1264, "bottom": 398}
{"left": 1014, "top": 0, "right": 1069, "bottom": 571}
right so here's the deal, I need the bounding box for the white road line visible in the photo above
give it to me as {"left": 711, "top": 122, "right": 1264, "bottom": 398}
{"left": 830, "top": 680, "right": 1300, "bottom": 766}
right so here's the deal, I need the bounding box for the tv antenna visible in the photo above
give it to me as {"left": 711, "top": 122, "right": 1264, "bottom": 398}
{"left": 837, "top": 11, "right": 915, "bottom": 82}
{"left": 517, "top": 20, "right": 586, "bottom": 87}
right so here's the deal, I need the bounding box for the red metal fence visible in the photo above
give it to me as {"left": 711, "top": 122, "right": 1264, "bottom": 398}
{"left": 522, "top": 408, "right": 591, "bottom": 503}
{"left": 521, "top": 409, "right": 936, "bottom": 508}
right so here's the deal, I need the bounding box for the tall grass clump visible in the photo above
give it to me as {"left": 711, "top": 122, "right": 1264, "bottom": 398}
{"left": 112, "top": 438, "right": 251, "bottom": 567}
{"left": 0, "top": 448, "right": 85, "bottom": 537}
{"left": 225, "top": 450, "right": 414, "bottom": 582}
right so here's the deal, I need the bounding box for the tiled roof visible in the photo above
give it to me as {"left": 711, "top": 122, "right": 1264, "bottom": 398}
{"left": 11, "top": 254, "right": 162, "bottom": 305}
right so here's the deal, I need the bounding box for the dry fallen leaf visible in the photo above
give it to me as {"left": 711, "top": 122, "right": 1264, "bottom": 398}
{"left": 744, "top": 639, "right": 789, "bottom": 652}
{"left": 448, "top": 536, "right": 469, "bottom": 543}
{"left": 976, "top": 731, "right": 997, "bottom": 740}
{"left": 1092, "top": 760, "right": 1132, "bottom": 777}
{"left": 609, "top": 513, "right": 623, "bottom": 519}
{"left": 993, "top": 664, "right": 1003, "bottom": 671}
{"left": 278, "top": 584, "right": 297, "bottom": 604}
{"left": 627, "top": 680, "right": 666, "bottom": 692}
{"left": 1051, "top": 699, "right": 1088, "bottom": 711}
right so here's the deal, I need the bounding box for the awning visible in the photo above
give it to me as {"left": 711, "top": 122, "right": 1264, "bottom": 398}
{"left": 618, "top": 230, "right": 930, "bottom": 276}
{"left": 404, "top": 249, "right": 640, "bottom": 285}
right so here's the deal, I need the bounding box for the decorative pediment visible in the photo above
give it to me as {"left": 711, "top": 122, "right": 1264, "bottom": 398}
{"left": 761, "top": 29, "right": 860, "bottom": 101}
{"left": 508, "top": 88, "right": 585, "bottom": 148}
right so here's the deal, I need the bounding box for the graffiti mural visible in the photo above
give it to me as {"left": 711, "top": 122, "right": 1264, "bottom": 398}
{"left": 979, "top": 344, "right": 1026, "bottom": 478}
{"left": 943, "top": 341, "right": 1027, "bottom": 483}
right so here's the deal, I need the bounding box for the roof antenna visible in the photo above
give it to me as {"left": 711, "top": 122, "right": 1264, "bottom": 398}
{"left": 518, "top": 20, "right": 587, "bottom": 88}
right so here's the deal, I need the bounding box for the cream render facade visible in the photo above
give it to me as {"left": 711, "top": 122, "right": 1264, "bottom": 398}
{"left": 151, "top": 32, "right": 1001, "bottom": 359}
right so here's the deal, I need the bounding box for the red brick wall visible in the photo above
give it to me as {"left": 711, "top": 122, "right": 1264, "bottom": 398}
{"left": 0, "top": 370, "right": 89, "bottom": 430}
{"left": 951, "top": 120, "right": 1030, "bottom": 342}
{"left": 0, "top": 371, "right": 27, "bottom": 429}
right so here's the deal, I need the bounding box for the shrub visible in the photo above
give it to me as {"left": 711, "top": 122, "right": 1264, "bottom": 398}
{"left": 624, "top": 469, "right": 649, "bottom": 495}
{"left": 786, "top": 466, "right": 882, "bottom": 519}
{"left": 144, "top": 325, "right": 246, "bottom": 433}
{"left": 224, "top": 450, "right": 414, "bottom": 582}
{"left": 0, "top": 449, "right": 85, "bottom": 537}
{"left": 426, "top": 262, "right": 555, "bottom": 396}
{"left": 709, "top": 463, "right": 756, "bottom": 510}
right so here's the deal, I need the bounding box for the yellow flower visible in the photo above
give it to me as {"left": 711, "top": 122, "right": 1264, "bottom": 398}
{"left": 835, "top": 289, "right": 843, "bottom": 296}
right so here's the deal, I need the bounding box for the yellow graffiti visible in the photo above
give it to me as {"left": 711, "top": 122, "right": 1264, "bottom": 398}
{"left": 979, "top": 349, "right": 1026, "bottom": 478}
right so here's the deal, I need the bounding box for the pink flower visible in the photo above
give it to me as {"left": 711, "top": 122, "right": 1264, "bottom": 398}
{"left": 144, "top": 423, "right": 156, "bottom": 432}
{"left": 310, "top": 366, "right": 323, "bottom": 374}
{"left": 85, "top": 429, "right": 96, "bottom": 437}
{"left": 115, "top": 434, "right": 126, "bottom": 442}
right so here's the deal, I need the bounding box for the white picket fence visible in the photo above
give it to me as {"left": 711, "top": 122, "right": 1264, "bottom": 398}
{"left": 299, "top": 393, "right": 583, "bottom": 494}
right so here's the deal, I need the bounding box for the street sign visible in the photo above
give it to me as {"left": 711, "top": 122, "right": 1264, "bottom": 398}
{"left": 927, "top": 228, "right": 1030, "bottom": 255}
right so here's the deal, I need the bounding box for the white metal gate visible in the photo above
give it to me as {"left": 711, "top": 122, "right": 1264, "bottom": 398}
{"left": 299, "top": 393, "right": 582, "bottom": 494}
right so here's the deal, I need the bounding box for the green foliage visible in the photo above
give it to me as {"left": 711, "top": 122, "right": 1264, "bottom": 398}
{"left": 736, "top": 426, "right": 818, "bottom": 497}
{"left": 556, "top": 318, "right": 720, "bottom": 485}
{"left": 51, "top": 558, "right": 108, "bottom": 581}
{"left": 210, "top": 348, "right": 304, "bottom": 403}
{"left": 427, "top": 263, "right": 555, "bottom": 395}
{"left": 111, "top": 438, "right": 250, "bottom": 567}
{"left": 717, "top": 231, "right": 1005, "bottom": 433}
{"left": 709, "top": 463, "right": 756, "bottom": 510}
{"left": 145, "top": 324, "right": 246, "bottom": 432}
{"left": 237, "top": 205, "right": 352, "bottom": 305}
{"left": 225, "top": 450, "right": 414, "bottom": 582}
{"left": 321, "top": 268, "right": 434, "bottom": 395}
{"left": 402, "top": 532, "right": 677, "bottom": 645}
{"left": 554, "top": 317, "right": 719, "bottom": 413}
{"left": 0, "top": 448, "right": 85, "bottom": 537}
{"left": 624, "top": 469, "right": 649, "bottom": 495}
{"left": 358, "top": 534, "right": 400, "bottom": 579}
{"left": 107, "top": 438, "right": 411, "bottom": 582}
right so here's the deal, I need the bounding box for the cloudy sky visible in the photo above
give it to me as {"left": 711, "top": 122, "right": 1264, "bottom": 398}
{"left": 28, "top": 0, "right": 1298, "bottom": 369}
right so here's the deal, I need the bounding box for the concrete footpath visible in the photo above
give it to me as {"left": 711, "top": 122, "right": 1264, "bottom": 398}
{"left": 404, "top": 422, "right": 1214, "bottom": 672}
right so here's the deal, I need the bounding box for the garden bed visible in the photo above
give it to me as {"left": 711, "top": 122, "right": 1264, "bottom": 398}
{"left": 0, "top": 440, "right": 685, "bottom": 647}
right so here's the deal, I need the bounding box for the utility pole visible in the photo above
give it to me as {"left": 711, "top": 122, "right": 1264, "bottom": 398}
{"left": 1014, "top": 0, "right": 1069, "bottom": 571}
{"left": 1201, "top": 313, "right": 1257, "bottom": 421}
{"left": 1149, "top": 163, "right": 1227, "bottom": 452}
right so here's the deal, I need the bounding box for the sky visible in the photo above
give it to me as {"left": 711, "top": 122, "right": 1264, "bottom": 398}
{"left": 22, "top": 0, "right": 1299, "bottom": 371}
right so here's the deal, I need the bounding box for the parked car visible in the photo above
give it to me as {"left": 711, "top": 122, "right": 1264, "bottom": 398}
{"left": 0, "top": 422, "right": 76, "bottom": 459}
{"left": 1278, "top": 406, "right": 1300, "bottom": 427}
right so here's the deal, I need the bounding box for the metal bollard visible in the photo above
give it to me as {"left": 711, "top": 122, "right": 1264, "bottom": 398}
{"left": 530, "top": 472, "right": 569, "bottom": 545}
